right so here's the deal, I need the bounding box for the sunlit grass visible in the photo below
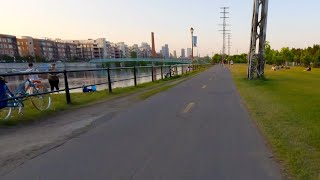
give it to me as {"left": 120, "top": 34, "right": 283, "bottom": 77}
{"left": 230, "top": 64, "right": 320, "bottom": 180}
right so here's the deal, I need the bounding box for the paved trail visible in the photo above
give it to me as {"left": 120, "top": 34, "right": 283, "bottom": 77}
{"left": 2, "top": 66, "right": 282, "bottom": 180}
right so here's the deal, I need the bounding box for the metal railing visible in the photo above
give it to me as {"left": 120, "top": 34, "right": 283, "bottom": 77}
{"left": 0, "top": 64, "right": 210, "bottom": 104}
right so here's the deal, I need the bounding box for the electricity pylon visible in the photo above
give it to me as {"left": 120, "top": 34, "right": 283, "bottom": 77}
{"left": 247, "top": 0, "right": 269, "bottom": 79}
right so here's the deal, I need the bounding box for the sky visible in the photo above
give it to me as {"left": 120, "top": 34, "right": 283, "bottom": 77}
{"left": 1, "top": 0, "right": 320, "bottom": 57}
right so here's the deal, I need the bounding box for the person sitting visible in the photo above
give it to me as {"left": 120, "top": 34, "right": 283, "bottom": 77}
{"left": 304, "top": 66, "right": 312, "bottom": 71}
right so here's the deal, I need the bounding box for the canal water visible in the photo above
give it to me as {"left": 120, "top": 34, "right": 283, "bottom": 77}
{"left": 0, "top": 63, "right": 190, "bottom": 94}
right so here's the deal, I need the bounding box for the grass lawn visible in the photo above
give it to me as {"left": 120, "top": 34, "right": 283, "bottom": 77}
{"left": 230, "top": 64, "right": 320, "bottom": 180}
{"left": 1, "top": 67, "right": 207, "bottom": 126}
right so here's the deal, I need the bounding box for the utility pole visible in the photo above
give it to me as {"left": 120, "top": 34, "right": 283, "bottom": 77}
{"left": 227, "top": 33, "right": 231, "bottom": 57}
{"left": 219, "top": 7, "right": 230, "bottom": 62}
{"left": 248, "top": 0, "right": 269, "bottom": 79}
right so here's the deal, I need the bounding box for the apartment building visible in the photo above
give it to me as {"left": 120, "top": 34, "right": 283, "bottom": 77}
{"left": 69, "top": 38, "right": 106, "bottom": 60}
{"left": 0, "top": 34, "right": 19, "bottom": 58}
{"left": 17, "top": 36, "right": 35, "bottom": 57}
{"left": 17, "top": 37, "right": 79, "bottom": 61}
{"left": 117, "top": 42, "right": 129, "bottom": 58}
{"left": 33, "top": 38, "right": 57, "bottom": 60}
{"left": 3, "top": 34, "right": 157, "bottom": 61}
{"left": 110, "top": 43, "right": 122, "bottom": 58}
{"left": 54, "top": 40, "right": 78, "bottom": 60}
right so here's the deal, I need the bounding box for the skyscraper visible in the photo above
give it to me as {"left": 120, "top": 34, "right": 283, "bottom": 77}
{"left": 173, "top": 50, "right": 177, "bottom": 58}
{"left": 187, "top": 48, "right": 192, "bottom": 59}
{"left": 181, "top": 48, "right": 185, "bottom": 58}
{"left": 161, "top": 44, "right": 169, "bottom": 58}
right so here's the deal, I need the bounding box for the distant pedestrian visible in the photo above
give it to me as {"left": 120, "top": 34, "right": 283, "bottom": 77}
{"left": 304, "top": 65, "right": 311, "bottom": 72}
{"left": 48, "top": 64, "right": 60, "bottom": 91}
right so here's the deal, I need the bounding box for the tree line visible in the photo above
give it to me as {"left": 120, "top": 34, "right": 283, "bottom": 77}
{"left": 211, "top": 43, "right": 320, "bottom": 67}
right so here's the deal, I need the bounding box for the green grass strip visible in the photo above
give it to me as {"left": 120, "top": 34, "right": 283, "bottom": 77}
{"left": 230, "top": 64, "right": 320, "bottom": 180}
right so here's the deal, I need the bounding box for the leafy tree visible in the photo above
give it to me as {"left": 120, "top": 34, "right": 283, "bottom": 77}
{"left": 212, "top": 54, "right": 222, "bottom": 64}
{"left": 130, "top": 51, "right": 138, "bottom": 58}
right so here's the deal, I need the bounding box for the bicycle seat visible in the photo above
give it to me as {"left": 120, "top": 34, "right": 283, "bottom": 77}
{"left": 32, "top": 80, "right": 42, "bottom": 84}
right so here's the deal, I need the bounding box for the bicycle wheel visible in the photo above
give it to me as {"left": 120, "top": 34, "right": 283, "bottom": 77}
{"left": 0, "top": 94, "right": 13, "bottom": 121}
{"left": 31, "top": 85, "right": 51, "bottom": 110}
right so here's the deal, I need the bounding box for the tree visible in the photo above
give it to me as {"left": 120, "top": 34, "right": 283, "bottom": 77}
{"left": 130, "top": 51, "right": 138, "bottom": 58}
{"left": 0, "top": 55, "right": 14, "bottom": 62}
{"left": 265, "top": 41, "right": 274, "bottom": 64}
{"left": 35, "top": 55, "right": 46, "bottom": 62}
{"left": 212, "top": 54, "right": 222, "bottom": 64}
{"left": 280, "top": 47, "right": 294, "bottom": 63}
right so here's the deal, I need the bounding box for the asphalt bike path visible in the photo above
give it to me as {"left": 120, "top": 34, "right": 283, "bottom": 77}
{"left": 2, "top": 65, "right": 282, "bottom": 180}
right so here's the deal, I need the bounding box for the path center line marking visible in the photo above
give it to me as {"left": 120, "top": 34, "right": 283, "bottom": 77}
{"left": 183, "top": 102, "right": 195, "bottom": 113}
{"left": 202, "top": 85, "right": 207, "bottom": 89}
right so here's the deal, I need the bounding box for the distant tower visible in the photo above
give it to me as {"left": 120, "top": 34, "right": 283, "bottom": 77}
{"left": 219, "top": 7, "right": 230, "bottom": 61}
{"left": 173, "top": 50, "right": 177, "bottom": 58}
{"left": 151, "top": 32, "right": 156, "bottom": 58}
{"left": 248, "top": 0, "right": 269, "bottom": 79}
{"left": 227, "top": 33, "right": 231, "bottom": 57}
{"left": 181, "top": 49, "right": 186, "bottom": 58}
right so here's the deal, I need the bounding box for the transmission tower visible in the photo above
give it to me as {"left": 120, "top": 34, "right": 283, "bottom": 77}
{"left": 219, "top": 7, "right": 230, "bottom": 62}
{"left": 247, "top": 0, "right": 269, "bottom": 79}
{"left": 227, "top": 33, "right": 231, "bottom": 57}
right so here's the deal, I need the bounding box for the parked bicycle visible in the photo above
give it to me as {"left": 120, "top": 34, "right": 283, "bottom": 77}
{"left": 0, "top": 77, "right": 51, "bottom": 121}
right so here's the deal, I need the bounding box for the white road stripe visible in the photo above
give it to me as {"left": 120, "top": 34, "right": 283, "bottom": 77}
{"left": 183, "top": 102, "right": 195, "bottom": 113}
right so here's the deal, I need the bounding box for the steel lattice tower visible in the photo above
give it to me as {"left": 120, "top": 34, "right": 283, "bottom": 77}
{"left": 227, "top": 33, "right": 231, "bottom": 57}
{"left": 219, "top": 7, "right": 230, "bottom": 61}
{"left": 247, "top": 0, "right": 269, "bottom": 79}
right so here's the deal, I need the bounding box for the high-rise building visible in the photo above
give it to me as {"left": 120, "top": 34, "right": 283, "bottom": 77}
{"left": 181, "top": 48, "right": 186, "bottom": 58}
{"left": 161, "top": 44, "right": 169, "bottom": 59}
{"left": 0, "top": 34, "right": 19, "bottom": 58}
{"left": 187, "top": 48, "right": 192, "bottom": 59}
{"left": 173, "top": 50, "right": 177, "bottom": 58}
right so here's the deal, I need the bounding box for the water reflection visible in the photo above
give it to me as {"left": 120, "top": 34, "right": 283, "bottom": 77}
{"left": 1, "top": 63, "right": 190, "bottom": 94}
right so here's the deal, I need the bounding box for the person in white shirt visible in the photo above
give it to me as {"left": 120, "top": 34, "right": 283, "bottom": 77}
{"left": 13, "top": 63, "right": 40, "bottom": 94}
{"left": 23, "top": 63, "right": 40, "bottom": 81}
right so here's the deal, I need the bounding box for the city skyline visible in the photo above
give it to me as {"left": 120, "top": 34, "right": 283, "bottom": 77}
{"left": 1, "top": 0, "right": 320, "bottom": 56}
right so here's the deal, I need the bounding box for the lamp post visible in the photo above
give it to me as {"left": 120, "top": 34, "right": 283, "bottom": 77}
{"left": 190, "top": 27, "right": 194, "bottom": 62}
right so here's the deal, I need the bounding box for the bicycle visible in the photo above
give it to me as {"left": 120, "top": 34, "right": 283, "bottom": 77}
{"left": 0, "top": 79, "right": 51, "bottom": 121}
